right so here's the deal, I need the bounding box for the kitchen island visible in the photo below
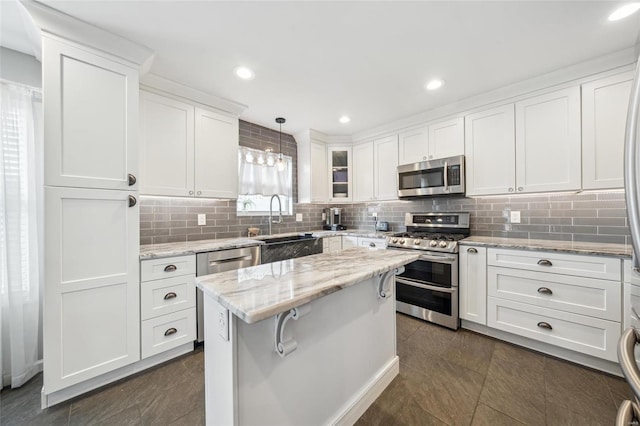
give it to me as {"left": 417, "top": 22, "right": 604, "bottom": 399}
{"left": 195, "top": 248, "right": 419, "bottom": 426}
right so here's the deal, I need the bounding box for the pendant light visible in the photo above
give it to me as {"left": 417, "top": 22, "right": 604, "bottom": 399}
{"left": 275, "top": 117, "right": 286, "bottom": 171}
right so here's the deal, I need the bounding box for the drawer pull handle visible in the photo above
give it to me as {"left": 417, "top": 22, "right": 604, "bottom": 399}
{"left": 164, "top": 292, "right": 177, "bottom": 300}
{"left": 369, "top": 242, "right": 376, "bottom": 247}
{"left": 128, "top": 195, "right": 137, "bottom": 208}
{"left": 537, "top": 322, "right": 553, "bottom": 330}
{"left": 467, "top": 248, "right": 478, "bottom": 254}
{"left": 537, "top": 259, "right": 553, "bottom": 267}
{"left": 537, "top": 287, "right": 553, "bottom": 295}
{"left": 128, "top": 173, "right": 137, "bottom": 186}
{"left": 164, "top": 328, "right": 178, "bottom": 337}
{"left": 164, "top": 264, "right": 177, "bottom": 272}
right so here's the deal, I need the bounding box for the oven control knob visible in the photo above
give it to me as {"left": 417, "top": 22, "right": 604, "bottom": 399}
{"left": 439, "top": 241, "right": 448, "bottom": 248}
{"left": 400, "top": 239, "right": 406, "bottom": 245}
{"left": 391, "top": 238, "right": 398, "bottom": 244}
{"left": 414, "top": 239, "right": 421, "bottom": 245}
{"left": 429, "top": 240, "right": 438, "bottom": 247}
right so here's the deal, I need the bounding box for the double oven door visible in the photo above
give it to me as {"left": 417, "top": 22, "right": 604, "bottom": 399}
{"left": 392, "top": 249, "right": 459, "bottom": 330}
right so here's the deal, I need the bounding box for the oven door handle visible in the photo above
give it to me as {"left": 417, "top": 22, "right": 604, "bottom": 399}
{"left": 396, "top": 277, "right": 457, "bottom": 294}
{"left": 418, "top": 253, "right": 457, "bottom": 264}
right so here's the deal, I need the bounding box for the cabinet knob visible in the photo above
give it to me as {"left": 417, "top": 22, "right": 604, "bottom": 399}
{"left": 128, "top": 173, "right": 137, "bottom": 186}
{"left": 537, "top": 321, "right": 553, "bottom": 330}
{"left": 369, "top": 242, "right": 376, "bottom": 248}
{"left": 508, "top": 187, "right": 514, "bottom": 192}
{"left": 537, "top": 259, "right": 553, "bottom": 267}
{"left": 197, "top": 191, "right": 202, "bottom": 195}
{"left": 163, "top": 292, "right": 177, "bottom": 300}
{"left": 128, "top": 195, "right": 137, "bottom": 207}
{"left": 164, "top": 264, "right": 177, "bottom": 272}
{"left": 537, "top": 287, "right": 553, "bottom": 295}
{"left": 517, "top": 187, "right": 523, "bottom": 192}
{"left": 423, "top": 156, "right": 427, "bottom": 160}
{"left": 467, "top": 248, "right": 477, "bottom": 253}
{"left": 429, "top": 155, "right": 433, "bottom": 159}
{"left": 164, "top": 327, "right": 178, "bottom": 337}
{"left": 189, "top": 191, "right": 194, "bottom": 195}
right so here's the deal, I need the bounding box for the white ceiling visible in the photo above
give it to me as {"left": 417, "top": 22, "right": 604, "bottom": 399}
{"left": 3, "top": 1, "right": 640, "bottom": 136}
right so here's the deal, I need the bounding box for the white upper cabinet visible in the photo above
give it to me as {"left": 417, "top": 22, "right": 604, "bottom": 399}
{"left": 398, "top": 126, "right": 429, "bottom": 164}
{"left": 465, "top": 104, "right": 516, "bottom": 196}
{"left": 296, "top": 130, "right": 328, "bottom": 203}
{"left": 398, "top": 117, "right": 464, "bottom": 165}
{"left": 194, "top": 107, "right": 239, "bottom": 198}
{"left": 328, "top": 146, "right": 352, "bottom": 203}
{"left": 466, "top": 87, "right": 581, "bottom": 196}
{"left": 582, "top": 71, "right": 634, "bottom": 190}
{"left": 353, "top": 135, "right": 399, "bottom": 202}
{"left": 353, "top": 142, "right": 375, "bottom": 202}
{"left": 428, "top": 117, "right": 464, "bottom": 160}
{"left": 43, "top": 37, "right": 138, "bottom": 190}
{"left": 139, "top": 91, "right": 239, "bottom": 199}
{"left": 514, "top": 86, "right": 581, "bottom": 193}
{"left": 140, "top": 91, "right": 194, "bottom": 197}
{"left": 374, "top": 135, "right": 399, "bottom": 200}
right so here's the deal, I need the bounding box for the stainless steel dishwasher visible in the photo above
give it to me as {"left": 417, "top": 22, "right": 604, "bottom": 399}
{"left": 195, "top": 246, "right": 260, "bottom": 342}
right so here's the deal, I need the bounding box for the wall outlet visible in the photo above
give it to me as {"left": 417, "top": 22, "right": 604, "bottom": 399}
{"left": 322, "top": 212, "right": 326, "bottom": 221}
{"left": 510, "top": 211, "right": 521, "bottom": 224}
{"left": 198, "top": 214, "right": 206, "bottom": 226}
{"left": 372, "top": 212, "right": 378, "bottom": 219}
{"left": 295, "top": 213, "right": 303, "bottom": 222}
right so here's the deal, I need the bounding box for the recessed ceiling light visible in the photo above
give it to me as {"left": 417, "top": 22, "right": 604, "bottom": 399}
{"left": 608, "top": 3, "right": 640, "bottom": 21}
{"left": 234, "top": 66, "right": 255, "bottom": 80}
{"left": 425, "top": 79, "right": 445, "bottom": 91}
{"left": 339, "top": 116, "right": 351, "bottom": 124}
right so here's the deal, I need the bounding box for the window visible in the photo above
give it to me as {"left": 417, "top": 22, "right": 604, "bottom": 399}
{"left": 237, "top": 147, "right": 293, "bottom": 215}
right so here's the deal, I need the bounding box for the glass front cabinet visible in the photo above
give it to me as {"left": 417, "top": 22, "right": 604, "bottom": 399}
{"left": 328, "top": 146, "right": 352, "bottom": 203}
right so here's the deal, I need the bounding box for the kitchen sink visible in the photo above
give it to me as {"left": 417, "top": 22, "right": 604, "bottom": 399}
{"left": 259, "top": 234, "right": 322, "bottom": 264}
{"left": 260, "top": 234, "right": 315, "bottom": 245}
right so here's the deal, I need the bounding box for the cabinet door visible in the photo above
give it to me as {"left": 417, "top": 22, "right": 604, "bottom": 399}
{"left": 342, "top": 235, "right": 358, "bottom": 249}
{"left": 398, "top": 127, "right": 429, "bottom": 164}
{"left": 139, "top": 91, "right": 195, "bottom": 197}
{"left": 515, "top": 87, "right": 581, "bottom": 193}
{"left": 43, "top": 36, "right": 138, "bottom": 190}
{"left": 353, "top": 142, "right": 374, "bottom": 202}
{"left": 194, "top": 107, "right": 239, "bottom": 198}
{"left": 459, "top": 246, "right": 487, "bottom": 325}
{"left": 44, "top": 187, "right": 140, "bottom": 393}
{"left": 310, "top": 141, "right": 328, "bottom": 202}
{"left": 428, "top": 117, "right": 464, "bottom": 159}
{"left": 582, "top": 72, "right": 633, "bottom": 190}
{"left": 465, "top": 105, "right": 516, "bottom": 196}
{"left": 328, "top": 147, "right": 352, "bottom": 202}
{"left": 374, "top": 135, "right": 399, "bottom": 201}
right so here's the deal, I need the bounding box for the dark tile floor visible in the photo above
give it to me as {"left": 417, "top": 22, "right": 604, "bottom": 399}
{"left": 0, "top": 314, "right": 633, "bottom": 425}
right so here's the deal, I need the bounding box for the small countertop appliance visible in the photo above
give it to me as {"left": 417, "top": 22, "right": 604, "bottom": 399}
{"left": 323, "top": 207, "right": 346, "bottom": 231}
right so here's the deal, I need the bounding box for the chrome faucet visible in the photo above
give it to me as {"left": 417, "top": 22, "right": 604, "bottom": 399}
{"left": 269, "top": 194, "right": 283, "bottom": 235}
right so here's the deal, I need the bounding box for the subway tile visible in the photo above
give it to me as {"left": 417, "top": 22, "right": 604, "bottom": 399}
{"left": 573, "top": 234, "right": 625, "bottom": 244}
{"left": 153, "top": 235, "right": 186, "bottom": 244}
{"left": 529, "top": 232, "right": 572, "bottom": 241}
{"left": 597, "top": 226, "right": 630, "bottom": 236}
{"left": 598, "top": 208, "right": 628, "bottom": 218}
{"left": 170, "top": 227, "right": 203, "bottom": 236}
{"left": 597, "top": 191, "right": 626, "bottom": 200}
{"left": 550, "top": 225, "right": 597, "bottom": 234}
{"left": 573, "top": 217, "right": 625, "bottom": 226}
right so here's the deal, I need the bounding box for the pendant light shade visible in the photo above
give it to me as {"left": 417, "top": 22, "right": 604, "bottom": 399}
{"left": 275, "top": 117, "right": 286, "bottom": 171}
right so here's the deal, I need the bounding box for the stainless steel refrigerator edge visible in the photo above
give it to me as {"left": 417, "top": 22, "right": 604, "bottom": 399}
{"left": 195, "top": 246, "right": 260, "bottom": 342}
{"left": 617, "top": 52, "right": 640, "bottom": 424}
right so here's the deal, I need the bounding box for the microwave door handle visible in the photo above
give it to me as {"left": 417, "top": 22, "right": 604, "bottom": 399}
{"left": 396, "top": 277, "right": 456, "bottom": 294}
{"left": 443, "top": 161, "right": 448, "bottom": 191}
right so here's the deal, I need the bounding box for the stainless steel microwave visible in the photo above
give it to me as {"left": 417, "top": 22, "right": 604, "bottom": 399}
{"left": 397, "top": 155, "right": 465, "bottom": 198}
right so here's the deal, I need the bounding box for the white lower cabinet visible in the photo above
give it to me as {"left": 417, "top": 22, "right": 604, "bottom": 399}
{"left": 459, "top": 245, "right": 487, "bottom": 325}
{"left": 358, "top": 237, "right": 387, "bottom": 249}
{"left": 322, "top": 236, "right": 342, "bottom": 253}
{"left": 140, "top": 255, "right": 196, "bottom": 359}
{"left": 342, "top": 235, "right": 358, "bottom": 250}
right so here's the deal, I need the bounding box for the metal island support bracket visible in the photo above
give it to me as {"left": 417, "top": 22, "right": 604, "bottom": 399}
{"left": 377, "top": 266, "right": 405, "bottom": 299}
{"left": 274, "top": 304, "right": 312, "bottom": 357}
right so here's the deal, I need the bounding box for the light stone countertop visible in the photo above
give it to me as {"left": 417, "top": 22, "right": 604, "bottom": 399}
{"left": 194, "top": 247, "right": 420, "bottom": 324}
{"left": 460, "top": 236, "right": 632, "bottom": 258}
{"left": 139, "top": 229, "right": 391, "bottom": 260}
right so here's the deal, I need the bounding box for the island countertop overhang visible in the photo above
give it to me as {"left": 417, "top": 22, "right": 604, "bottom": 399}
{"left": 194, "top": 248, "right": 420, "bottom": 324}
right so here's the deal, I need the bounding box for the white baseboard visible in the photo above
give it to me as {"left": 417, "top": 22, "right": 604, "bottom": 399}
{"left": 41, "top": 343, "right": 194, "bottom": 408}
{"left": 331, "top": 356, "right": 400, "bottom": 426}
{"left": 461, "top": 320, "right": 623, "bottom": 377}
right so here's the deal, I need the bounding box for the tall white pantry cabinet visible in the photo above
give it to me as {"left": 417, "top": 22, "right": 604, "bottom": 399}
{"left": 43, "top": 35, "right": 141, "bottom": 397}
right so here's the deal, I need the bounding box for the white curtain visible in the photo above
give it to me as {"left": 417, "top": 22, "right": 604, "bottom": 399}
{"left": 0, "top": 81, "right": 43, "bottom": 389}
{"left": 238, "top": 147, "right": 291, "bottom": 196}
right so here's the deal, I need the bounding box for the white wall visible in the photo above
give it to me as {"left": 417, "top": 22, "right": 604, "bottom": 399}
{"left": 0, "top": 46, "right": 41, "bottom": 87}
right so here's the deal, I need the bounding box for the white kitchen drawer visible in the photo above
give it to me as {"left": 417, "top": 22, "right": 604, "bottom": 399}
{"left": 358, "top": 237, "right": 386, "bottom": 249}
{"left": 487, "top": 297, "right": 620, "bottom": 362}
{"left": 488, "top": 266, "right": 621, "bottom": 321}
{"left": 141, "top": 308, "right": 196, "bottom": 359}
{"left": 141, "top": 274, "right": 196, "bottom": 320}
{"left": 487, "top": 248, "right": 621, "bottom": 280}
{"left": 140, "top": 255, "right": 196, "bottom": 282}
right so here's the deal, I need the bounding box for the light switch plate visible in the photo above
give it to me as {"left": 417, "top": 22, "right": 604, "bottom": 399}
{"left": 296, "top": 213, "right": 303, "bottom": 222}
{"left": 198, "top": 214, "right": 206, "bottom": 226}
{"left": 510, "top": 211, "right": 521, "bottom": 224}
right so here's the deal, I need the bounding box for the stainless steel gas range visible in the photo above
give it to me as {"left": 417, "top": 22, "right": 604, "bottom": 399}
{"left": 386, "top": 212, "right": 470, "bottom": 330}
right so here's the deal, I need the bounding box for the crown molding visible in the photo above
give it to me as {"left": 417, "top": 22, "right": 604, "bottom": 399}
{"left": 140, "top": 73, "right": 247, "bottom": 117}
{"left": 20, "top": 0, "right": 154, "bottom": 71}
